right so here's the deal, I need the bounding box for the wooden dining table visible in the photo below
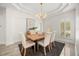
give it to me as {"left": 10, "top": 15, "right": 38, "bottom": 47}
{"left": 26, "top": 32, "right": 45, "bottom": 51}
{"left": 26, "top": 33, "right": 45, "bottom": 42}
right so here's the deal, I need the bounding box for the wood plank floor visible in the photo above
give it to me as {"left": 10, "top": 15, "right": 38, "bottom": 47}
{"left": 0, "top": 42, "right": 21, "bottom": 56}
{"left": 60, "top": 43, "right": 75, "bottom": 56}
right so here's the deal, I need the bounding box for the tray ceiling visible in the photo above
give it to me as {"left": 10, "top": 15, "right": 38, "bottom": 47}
{"left": 0, "top": 3, "right": 78, "bottom": 18}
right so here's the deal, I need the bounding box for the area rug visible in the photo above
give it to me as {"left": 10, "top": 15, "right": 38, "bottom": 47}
{"left": 18, "top": 41, "right": 65, "bottom": 56}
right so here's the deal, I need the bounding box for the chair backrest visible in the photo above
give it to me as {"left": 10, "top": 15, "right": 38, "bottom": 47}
{"left": 50, "top": 31, "right": 56, "bottom": 42}
{"left": 44, "top": 32, "right": 52, "bottom": 46}
{"left": 21, "top": 34, "right": 27, "bottom": 47}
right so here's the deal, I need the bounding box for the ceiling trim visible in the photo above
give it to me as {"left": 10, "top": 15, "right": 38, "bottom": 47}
{"left": 47, "top": 3, "right": 69, "bottom": 17}
{"left": 44, "top": 4, "right": 73, "bottom": 20}
{"left": 12, "top": 3, "right": 66, "bottom": 16}
{"left": 47, "top": 4, "right": 62, "bottom": 14}
{"left": 11, "top": 3, "right": 73, "bottom": 20}
{"left": 19, "top": 3, "right": 68, "bottom": 17}
{"left": 18, "top": 3, "right": 36, "bottom": 14}
{"left": 11, "top": 3, "right": 36, "bottom": 18}
{"left": 18, "top": 3, "right": 64, "bottom": 16}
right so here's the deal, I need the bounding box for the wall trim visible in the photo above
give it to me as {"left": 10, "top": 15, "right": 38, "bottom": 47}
{"left": 0, "top": 41, "right": 5, "bottom": 44}
{"left": 6, "top": 39, "right": 21, "bottom": 46}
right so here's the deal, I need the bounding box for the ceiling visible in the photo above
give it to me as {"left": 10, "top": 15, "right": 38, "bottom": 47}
{"left": 18, "top": 3, "right": 62, "bottom": 13}
{"left": 0, "top": 3, "right": 78, "bottom": 18}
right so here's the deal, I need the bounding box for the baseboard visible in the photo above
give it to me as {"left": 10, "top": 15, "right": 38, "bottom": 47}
{"left": 55, "top": 38, "right": 75, "bottom": 44}
{"left": 0, "top": 41, "right": 5, "bottom": 44}
{"left": 6, "top": 40, "right": 21, "bottom": 46}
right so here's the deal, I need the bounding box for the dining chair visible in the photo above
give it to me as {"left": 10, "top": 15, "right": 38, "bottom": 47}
{"left": 50, "top": 31, "right": 56, "bottom": 49}
{"left": 21, "top": 33, "right": 35, "bottom": 56}
{"left": 37, "top": 32, "right": 52, "bottom": 55}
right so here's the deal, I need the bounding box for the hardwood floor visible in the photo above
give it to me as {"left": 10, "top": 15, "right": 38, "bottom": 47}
{"left": 0, "top": 42, "right": 21, "bottom": 56}
{"left": 0, "top": 42, "right": 75, "bottom": 56}
{"left": 60, "top": 43, "right": 75, "bottom": 56}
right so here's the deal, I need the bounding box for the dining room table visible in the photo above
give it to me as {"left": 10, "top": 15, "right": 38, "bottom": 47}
{"left": 26, "top": 32, "right": 45, "bottom": 51}
{"left": 27, "top": 33, "right": 45, "bottom": 41}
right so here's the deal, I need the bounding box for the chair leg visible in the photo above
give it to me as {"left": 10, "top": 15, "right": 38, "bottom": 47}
{"left": 50, "top": 42, "right": 55, "bottom": 50}
{"left": 34, "top": 45, "right": 36, "bottom": 53}
{"left": 48, "top": 45, "right": 51, "bottom": 51}
{"left": 21, "top": 46, "right": 23, "bottom": 53}
{"left": 37, "top": 44, "right": 39, "bottom": 51}
{"left": 44, "top": 47, "right": 46, "bottom": 56}
{"left": 53, "top": 42, "right": 55, "bottom": 47}
{"left": 24, "top": 48, "right": 26, "bottom": 56}
{"left": 50, "top": 43, "right": 53, "bottom": 50}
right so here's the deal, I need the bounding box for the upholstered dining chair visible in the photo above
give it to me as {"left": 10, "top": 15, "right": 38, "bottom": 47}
{"left": 37, "top": 32, "right": 52, "bottom": 55}
{"left": 21, "top": 33, "right": 35, "bottom": 56}
{"left": 50, "top": 31, "right": 56, "bottom": 49}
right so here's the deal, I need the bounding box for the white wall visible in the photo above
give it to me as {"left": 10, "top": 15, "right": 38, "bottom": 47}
{"left": 43, "top": 9, "right": 75, "bottom": 44}
{"left": 6, "top": 7, "right": 29, "bottom": 45}
{"left": 0, "top": 6, "right": 41, "bottom": 45}
{"left": 0, "top": 7, "right": 6, "bottom": 44}
{"left": 75, "top": 7, "right": 79, "bottom": 56}
{"left": 35, "top": 20, "right": 43, "bottom": 32}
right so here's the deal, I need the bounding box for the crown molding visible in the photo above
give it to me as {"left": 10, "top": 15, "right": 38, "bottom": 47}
{"left": 47, "top": 4, "right": 63, "bottom": 14}
{"left": 11, "top": 3, "right": 36, "bottom": 18}
{"left": 47, "top": 3, "right": 68, "bottom": 16}
{"left": 18, "top": 3, "right": 37, "bottom": 14}
{"left": 12, "top": 3, "right": 66, "bottom": 17}
{"left": 11, "top": 3, "right": 75, "bottom": 20}
{"left": 45, "top": 8, "right": 75, "bottom": 21}
{"left": 45, "top": 3, "right": 69, "bottom": 19}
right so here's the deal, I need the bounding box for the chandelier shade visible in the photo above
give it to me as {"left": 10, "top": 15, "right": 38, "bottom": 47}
{"left": 35, "top": 12, "right": 47, "bottom": 19}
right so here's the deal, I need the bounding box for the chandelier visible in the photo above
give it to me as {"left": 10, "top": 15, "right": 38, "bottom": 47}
{"left": 35, "top": 3, "right": 47, "bottom": 20}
